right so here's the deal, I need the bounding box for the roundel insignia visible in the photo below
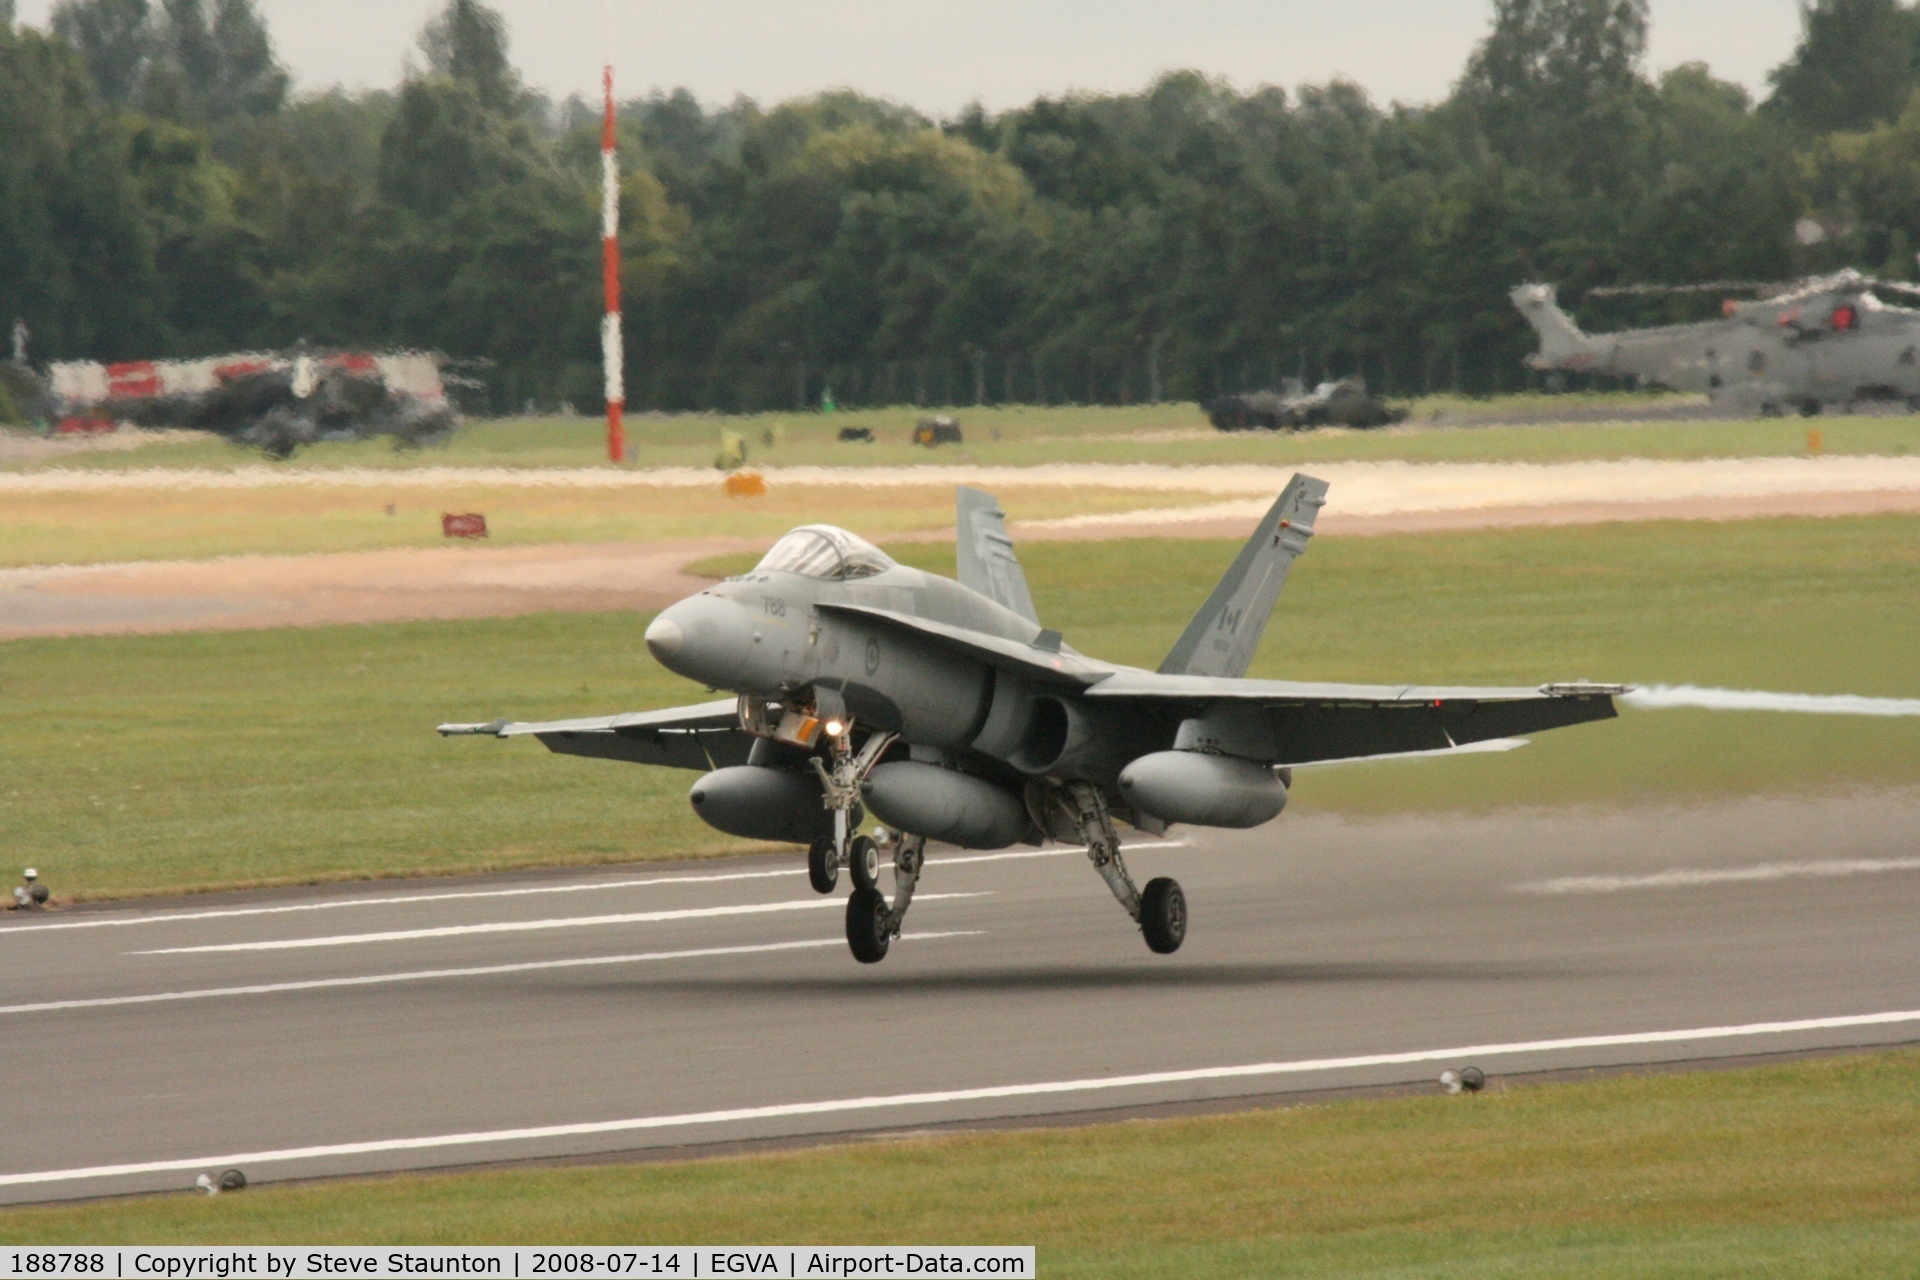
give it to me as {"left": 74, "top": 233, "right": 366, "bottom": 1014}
{"left": 864, "top": 636, "right": 882, "bottom": 675}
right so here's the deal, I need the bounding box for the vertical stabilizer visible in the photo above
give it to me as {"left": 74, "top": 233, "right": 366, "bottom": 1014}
{"left": 1510, "top": 283, "right": 1612, "bottom": 371}
{"left": 1159, "top": 474, "right": 1328, "bottom": 678}
{"left": 956, "top": 487, "right": 1040, "bottom": 623}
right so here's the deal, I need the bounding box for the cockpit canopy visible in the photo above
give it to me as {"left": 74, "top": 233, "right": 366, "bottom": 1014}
{"left": 754, "top": 525, "right": 896, "bottom": 580}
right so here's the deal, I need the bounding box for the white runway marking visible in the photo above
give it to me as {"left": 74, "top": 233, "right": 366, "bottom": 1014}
{"left": 0, "top": 933, "right": 983, "bottom": 1016}
{"left": 6, "top": 1007, "right": 1916, "bottom": 1189}
{"left": 0, "top": 868, "right": 809, "bottom": 934}
{"left": 1514, "top": 857, "right": 1920, "bottom": 895}
{"left": 1622, "top": 684, "right": 1920, "bottom": 716}
{"left": 930, "top": 841, "right": 1187, "bottom": 869}
{"left": 130, "top": 893, "right": 987, "bottom": 955}
{"left": 0, "top": 844, "right": 1178, "bottom": 936}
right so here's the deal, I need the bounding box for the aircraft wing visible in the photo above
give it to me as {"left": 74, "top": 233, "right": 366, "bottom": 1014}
{"left": 437, "top": 698, "right": 751, "bottom": 770}
{"left": 1083, "top": 671, "right": 1623, "bottom": 764}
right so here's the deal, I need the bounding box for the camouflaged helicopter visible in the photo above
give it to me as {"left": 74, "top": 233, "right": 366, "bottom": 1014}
{"left": 1513, "top": 269, "right": 1920, "bottom": 415}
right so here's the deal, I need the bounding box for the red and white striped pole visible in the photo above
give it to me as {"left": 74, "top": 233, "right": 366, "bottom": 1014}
{"left": 600, "top": 63, "right": 625, "bottom": 463}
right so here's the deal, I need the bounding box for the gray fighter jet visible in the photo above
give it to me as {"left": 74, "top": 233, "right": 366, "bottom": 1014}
{"left": 1513, "top": 270, "right": 1920, "bottom": 415}
{"left": 442, "top": 478, "right": 1621, "bottom": 964}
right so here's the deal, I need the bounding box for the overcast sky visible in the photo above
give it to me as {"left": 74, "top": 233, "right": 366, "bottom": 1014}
{"left": 14, "top": 1, "right": 1806, "bottom": 115}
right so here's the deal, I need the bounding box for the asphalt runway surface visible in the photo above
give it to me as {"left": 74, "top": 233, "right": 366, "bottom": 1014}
{"left": 4, "top": 790, "right": 1918, "bottom": 1205}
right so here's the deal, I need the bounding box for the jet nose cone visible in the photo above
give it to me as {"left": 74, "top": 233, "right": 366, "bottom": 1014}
{"left": 645, "top": 594, "right": 756, "bottom": 686}
{"left": 644, "top": 614, "right": 684, "bottom": 661}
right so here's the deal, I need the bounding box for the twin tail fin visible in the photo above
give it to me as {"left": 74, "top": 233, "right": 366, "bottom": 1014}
{"left": 1158, "top": 473, "right": 1328, "bottom": 679}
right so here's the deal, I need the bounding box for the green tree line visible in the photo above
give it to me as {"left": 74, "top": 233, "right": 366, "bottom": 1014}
{"left": 8, "top": 0, "right": 1920, "bottom": 413}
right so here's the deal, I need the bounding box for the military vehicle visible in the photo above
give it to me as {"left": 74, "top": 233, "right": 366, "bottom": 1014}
{"left": 912, "top": 415, "right": 964, "bottom": 445}
{"left": 1513, "top": 270, "right": 1920, "bottom": 416}
{"left": 442, "top": 480, "right": 1621, "bottom": 964}
{"left": 1209, "top": 379, "right": 1406, "bottom": 431}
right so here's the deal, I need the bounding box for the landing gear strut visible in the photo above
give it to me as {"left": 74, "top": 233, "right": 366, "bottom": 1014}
{"left": 846, "top": 828, "right": 926, "bottom": 963}
{"left": 1037, "top": 782, "right": 1186, "bottom": 955}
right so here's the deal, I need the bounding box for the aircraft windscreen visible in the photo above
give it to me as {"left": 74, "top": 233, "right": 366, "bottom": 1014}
{"left": 754, "top": 525, "right": 896, "bottom": 580}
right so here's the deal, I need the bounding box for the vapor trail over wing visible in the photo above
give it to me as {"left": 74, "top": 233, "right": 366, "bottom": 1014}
{"left": 1621, "top": 685, "right": 1920, "bottom": 716}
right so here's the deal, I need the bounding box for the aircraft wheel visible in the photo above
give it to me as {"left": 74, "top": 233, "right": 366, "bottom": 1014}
{"left": 807, "top": 837, "right": 838, "bottom": 895}
{"left": 1139, "top": 877, "right": 1187, "bottom": 955}
{"left": 846, "top": 886, "right": 891, "bottom": 963}
{"left": 847, "top": 834, "right": 880, "bottom": 891}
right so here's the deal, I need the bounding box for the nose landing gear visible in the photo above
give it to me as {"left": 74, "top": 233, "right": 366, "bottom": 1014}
{"left": 806, "top": 836, "right": 839, "bottom": 894}
{"left": 803, "top": 726, "right": 897, "bottom": 896}
{"left": 847, "top": 834, "right": 880, "bottom": 891}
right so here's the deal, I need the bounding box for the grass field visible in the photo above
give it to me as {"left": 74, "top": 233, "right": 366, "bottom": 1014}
{"left": 5, "top": 515, "right": 1916, "bottom": 901}
{"left": 3, "top": 1050, "right": 1915, "bottom": 1277}
{"left": 0, "top": 481, "right": 1221, "bottom": 569}
{"left": 7, "top": 395, "right": 1919, "bottom": 474}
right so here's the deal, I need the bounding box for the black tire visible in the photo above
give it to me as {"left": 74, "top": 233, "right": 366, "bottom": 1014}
{"left": 848, "top": 834, "right": 880, "bottom": 891}
{"left": 807, "top": 837, "right": 838, "bottom": 895}
{"left": 846, "top": 886, "right": 891, "bottom": 963}
{"left": 1140, "top": 877, "right": 1187, "bottom": 955}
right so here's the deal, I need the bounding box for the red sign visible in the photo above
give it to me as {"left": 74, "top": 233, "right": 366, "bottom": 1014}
{"left": 106, "top": 361, "right": 159, "bottom": 398}
{"left": 442, "top": 513, "right": 488, "bottom": 538}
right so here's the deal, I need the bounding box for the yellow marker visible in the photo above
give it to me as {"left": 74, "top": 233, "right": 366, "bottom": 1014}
{"left": 1807, "top": 428, "right": 1823, "bottom": 454}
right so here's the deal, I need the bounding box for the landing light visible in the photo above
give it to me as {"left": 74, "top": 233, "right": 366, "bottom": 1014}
{"left": 824, "top": 719, "right": 846, "bottom": 737}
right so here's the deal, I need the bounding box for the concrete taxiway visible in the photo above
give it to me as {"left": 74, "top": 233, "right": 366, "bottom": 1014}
{"left": 3, "top": 790, "right": 1917, "bottom": 1204}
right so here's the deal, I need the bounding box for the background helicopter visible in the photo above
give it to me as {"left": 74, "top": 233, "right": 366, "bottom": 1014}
{"left": 1513, "top": 269, "right": 1920, "bottom": 416}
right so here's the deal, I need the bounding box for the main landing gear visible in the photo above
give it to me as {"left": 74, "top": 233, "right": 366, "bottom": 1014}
{"left": 1036, "top": 781, "right": 1186, "bottom": 955}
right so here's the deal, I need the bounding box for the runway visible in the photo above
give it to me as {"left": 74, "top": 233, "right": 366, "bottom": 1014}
{"left": 3, "top": 790, "right": 1917, "bottom": 1204}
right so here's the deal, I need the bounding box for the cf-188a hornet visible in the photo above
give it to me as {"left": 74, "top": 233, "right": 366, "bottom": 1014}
{"left": 443, "top": 478, "right": 1622, "bottom": 964}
